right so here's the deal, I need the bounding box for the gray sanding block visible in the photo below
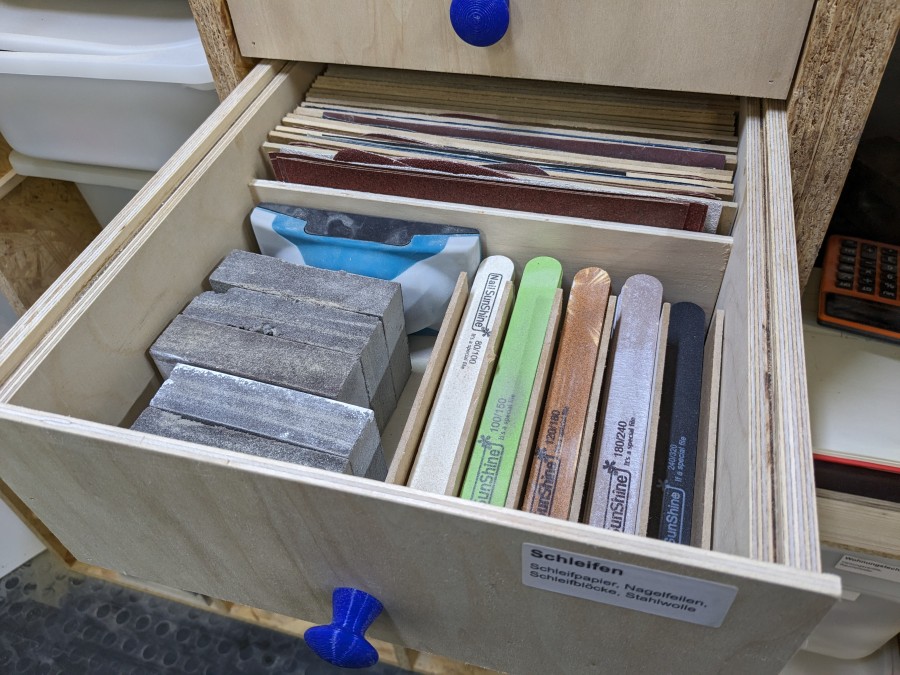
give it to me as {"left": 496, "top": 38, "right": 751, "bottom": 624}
{"left": 365, "top": 448, "right": 388, "bottom": 482}
{"left": 149, "top": 364, "right": 382, "bottom": 476}
{"left": 149, "top": 314, "right": 371, "bottom": 412}
{"left": 131, "top": 407, "right": 352, "bottom": 474}
{"left": 183, "top": 288, "right": 396, "bottom": 428}
{"left": 209, "top": 250, "right": 411, "bottom": 396}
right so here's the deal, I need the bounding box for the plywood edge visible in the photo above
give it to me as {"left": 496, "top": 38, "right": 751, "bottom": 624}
{"left": 713, "top": 97, "right": 773, "bottom": 563}
{"left": 0, "top": 61, "right": 287, "bottom": 393}
{"left": 636, "top": 302, "right": 670, "bottom": 536}
{"left": 0, "top": 478, "right": 72, "bottom": 563}
{"left": 694, "top": 309, "right": 725, "bottom": 549}
{"left": 0, "top": 170, "right": 24, "bottom": 201}
{"left": 816, "top": 489, "right": 900, "bottom": 560}
{"left": 568, "top": 294, "right": 616, "bottom": 522}
{"left": 763, "top": 99, "right": 820, "bottom": 572}
{"left": 387, "top": 273, "right": 469, "bottom": 485}
{"left": 506, "top": 288, "right": 564, "bottom": 509}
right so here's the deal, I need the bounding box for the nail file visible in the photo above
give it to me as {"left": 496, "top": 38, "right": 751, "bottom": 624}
{"left": 587, "top": 274, "right": 664, "bottom": 534}
{"left": 149, "top": 314, "right": 370, "bottom": 412}
{"left": 209, "top": 249, "right": 411, "bottom": 398}
{"left": 503, "top": 288, "right": 563, "bottom": 509}
{"left": 148, "top": 364, "right": 383, "bottom": 477}
{"left": 568, "top": 294, "right": 618, "bottom": 522}
{"left": 408, "top": 255, "right": 515, "bottom": 495}
{"left": 647, "top": 302, "right": 706, "bottom": 544}
{"left": 183, "top": 287, "right": 395, "bottom": 429}
{"left": 522, "top": 267, "right": 612, "bottom": 519}
{"left": 459, "top": 256, "right": 562, "bottom": 506}
{"left": 250, "top": 202, "right": 481, "bottom": 334}
{"left": 131, "top": 407, "right": 353, "bottom": 475}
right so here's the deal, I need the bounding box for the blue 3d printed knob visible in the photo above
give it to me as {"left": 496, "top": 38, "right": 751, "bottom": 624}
{"left": 450, "top": 0, "right": 509, "bottom": 47}
{"left": 304, "top": 587, "right": 384, "bottom": 669}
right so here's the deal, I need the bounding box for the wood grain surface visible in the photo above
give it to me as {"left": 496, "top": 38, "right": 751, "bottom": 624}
{"left": 788, "top": 0, "right": 900, "bottom": 288}
{"left": 817, "top": 490, "right": 900, "bottom": 560}
{"left": 0, "top": 176, "right": 99, "bottom": 312}
{"left": 226, "top": 0, "right": 813, "bottom": 98}
{"left": 188, "top": 0, "right": 258, "bottom": 100}
{"left": 0, "top": 405, "right": 839, "bottom": 674}
{"left": 695, "top": 310, "right": 725, "bottom": 550}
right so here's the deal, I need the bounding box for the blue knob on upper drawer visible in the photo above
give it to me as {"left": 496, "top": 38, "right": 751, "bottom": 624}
{"left": 450, "top": 0, "right": 510, "bottom": 47}
{"left": 304, "top": 587, "right": 384, "bottom": 669}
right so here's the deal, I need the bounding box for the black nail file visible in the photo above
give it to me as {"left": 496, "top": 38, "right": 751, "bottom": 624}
{"left": 648, "top": 302, "right": 706, "bottom": 545}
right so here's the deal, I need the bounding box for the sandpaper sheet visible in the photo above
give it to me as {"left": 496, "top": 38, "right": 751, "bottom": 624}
{"left": 311, "top": 110, "right": 728, "bottom": 169}
{"left": 270, "top": 152, "right": 706, "bottom": 231}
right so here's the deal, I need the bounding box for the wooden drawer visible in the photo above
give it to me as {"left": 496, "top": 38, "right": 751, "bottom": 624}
{"left": 226, "top": 0, "right": 815, "bottom": 98}
{"left": 0, "top": 62, "right": 839, "bottom": 673}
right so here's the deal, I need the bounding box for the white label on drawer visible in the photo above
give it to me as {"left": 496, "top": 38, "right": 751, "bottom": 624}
{"left": 835, "top": 555, "right": 900, "bottom": 584}
{"left": 522, "top": 544, "right": 737, "bottom": 627}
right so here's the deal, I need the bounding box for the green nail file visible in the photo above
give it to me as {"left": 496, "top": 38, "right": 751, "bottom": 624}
{"left": 459, "top": 257, "right": 563, "bottom": 506}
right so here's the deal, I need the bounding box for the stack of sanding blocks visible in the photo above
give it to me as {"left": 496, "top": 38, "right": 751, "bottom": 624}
{"left": 133, "top": 249, "right": 412, "bottom": 480}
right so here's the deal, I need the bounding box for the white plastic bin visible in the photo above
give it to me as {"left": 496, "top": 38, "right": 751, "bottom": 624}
{"left": 0, "top": 0, "right": 219, "bottom": 171}
{"left": 10, "top": 152, "right": 154, "bottom": 228}
{"left": 785, "top": 639, "right": 899, "bottom": 675}
{"left": 801, "top": 547, "right": 900, "bottom": 660}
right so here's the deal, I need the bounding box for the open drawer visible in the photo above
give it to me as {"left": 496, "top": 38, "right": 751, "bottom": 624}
{"left": 0, "top": 61, "right": 839, "bottom": 673}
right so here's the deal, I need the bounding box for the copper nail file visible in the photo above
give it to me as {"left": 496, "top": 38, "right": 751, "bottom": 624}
{"left": 587, "top": 274, "right": 663, "bottom": 534}
{"left": 647, "top": 302, "right": 706, "bottom": 544}
{"left": 408, "top": 255, "right": 515, "bottom": 495}
{"left": 522, "top": 267, "right": 611, "bottom": 520}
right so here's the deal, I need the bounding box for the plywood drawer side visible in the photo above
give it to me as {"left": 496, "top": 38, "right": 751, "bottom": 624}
{"left": 0, "top": 62, "right": 839, "bottom": 674}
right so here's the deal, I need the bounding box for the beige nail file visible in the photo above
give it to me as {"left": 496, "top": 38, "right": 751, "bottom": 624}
{"left": 587, "top": 273, "right": 663, "bottom": 534}
{"left": 408, "top": 255, "right": 515, "bottom": 495}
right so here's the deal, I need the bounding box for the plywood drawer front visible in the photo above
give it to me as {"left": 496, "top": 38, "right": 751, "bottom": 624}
{"left": 227, "top": 0, "right": 815, "bottom": 98}
{"left": 0, "top": 62, "right": 838, "bottom": 673}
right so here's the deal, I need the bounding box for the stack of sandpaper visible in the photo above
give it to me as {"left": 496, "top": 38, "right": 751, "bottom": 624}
{"left": 135, "top": 250, "right": 413, "bottom": 480}
{"left": 264, "top": 66, "right": 739, "bottom": 234}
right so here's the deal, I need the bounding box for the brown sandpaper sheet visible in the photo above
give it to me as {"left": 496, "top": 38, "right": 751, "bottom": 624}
{"left": 270, "top": 152, "right": 706, "bottom": 231}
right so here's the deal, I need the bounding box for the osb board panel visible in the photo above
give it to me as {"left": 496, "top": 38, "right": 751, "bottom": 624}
{"left": 0, "top": 178, "right": 100, "bottom": 310}
{"left": 1, "top": 135, "right": 11, "bottom": 176}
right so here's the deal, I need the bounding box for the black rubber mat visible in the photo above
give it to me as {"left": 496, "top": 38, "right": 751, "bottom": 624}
{"left": 0, "top": 552, "right": 413, "bottom": 675}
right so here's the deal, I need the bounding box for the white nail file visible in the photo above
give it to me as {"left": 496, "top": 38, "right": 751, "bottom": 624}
{"left": 408, "top": 255, "right": 515, "bottom": 495}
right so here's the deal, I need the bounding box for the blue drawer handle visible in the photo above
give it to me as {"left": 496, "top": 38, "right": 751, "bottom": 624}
{"left": 304, "top": 587, "right": 384, "bottom": 669}
{"left": 450, "top": 0, "right": 510, "bottom": 47}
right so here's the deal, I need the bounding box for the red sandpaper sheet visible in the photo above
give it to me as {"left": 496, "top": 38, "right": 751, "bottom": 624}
{"left": 270, "top": 152, "right": 706, "bottom": 231}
